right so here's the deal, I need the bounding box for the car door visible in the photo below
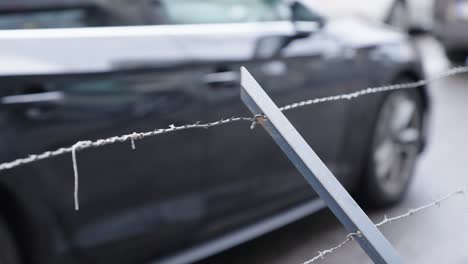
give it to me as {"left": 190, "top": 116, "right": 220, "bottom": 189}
{"left": 148, "top": 0, "right": 306, "bottom": 241}
{"left": 0, "top": 27, "right": 210, "bottom": 262}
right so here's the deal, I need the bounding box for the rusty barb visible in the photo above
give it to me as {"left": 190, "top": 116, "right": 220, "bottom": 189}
{"left": 250, "top": 114, "right": 268, "bottom": 130}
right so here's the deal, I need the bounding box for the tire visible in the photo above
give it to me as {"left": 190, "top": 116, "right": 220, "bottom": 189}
{"left": 387, "top": 1, "right": 410, "bottom": 32}
{"left": 0, "top": 216, "right": 20, "bottom": 264}
{"left": 360, "top": 89, "right": 423, "bottom": 208}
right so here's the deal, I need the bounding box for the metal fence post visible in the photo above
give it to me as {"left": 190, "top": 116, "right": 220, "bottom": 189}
{"left": 240, "top": 67, "right": 403, "bottom": 264}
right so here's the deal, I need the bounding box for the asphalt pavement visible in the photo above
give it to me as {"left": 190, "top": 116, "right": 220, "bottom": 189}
{"left": 199, "top": 36, "right": 468, "bottom": 264}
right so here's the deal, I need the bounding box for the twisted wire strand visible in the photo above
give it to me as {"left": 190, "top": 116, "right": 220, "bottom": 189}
{"left": 280, "top": 66, "right": 468, "bottom": 111}
{"left": 303, "top": 232, "right": 362, "bottom": 264}
{"left": 0, "top": 117, "right": 253, "bottom": 172}
{"left": 302, "top": 187, "right": 467, "bottom": 264}
{"left": 0, "top": 117, "right": 254, "bottom": 210}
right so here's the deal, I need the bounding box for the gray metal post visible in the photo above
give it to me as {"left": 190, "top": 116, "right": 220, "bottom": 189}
{"left": 240, "top": 67, "right": 403, "bottom": 264}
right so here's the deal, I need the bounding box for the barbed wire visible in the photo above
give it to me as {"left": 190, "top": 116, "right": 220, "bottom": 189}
{"left": 0, "top": 66, "right": 467, "bottom": 210}
{"left": 302, "top": 187, "right": 467, "bottom": 264}
{"left": 279, "top": 66, "right": 468, "bottom": 111}
{"left": 1, "top": 116, "right": 254, "bottom": 210}
{"left": 303, "top": 232, "right": 361, "bottom": 264}
{"left": 0, "top": 116, "right": 256, "bottom": 172}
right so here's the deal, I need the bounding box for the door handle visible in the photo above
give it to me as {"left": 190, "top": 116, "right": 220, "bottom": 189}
{"left": 1, "top": 91, "right": 65, "bottom": 107}
{"left": 203, "top": 71, "right": 239, "bottom": 87}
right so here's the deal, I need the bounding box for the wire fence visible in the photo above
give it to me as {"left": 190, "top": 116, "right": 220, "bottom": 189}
{"left": 0, "top": 66, "right": 467, "bottom": 210}
{"left": 302, "top": 187, "right": 467, "bottom": 264}
{"left": 0, "top": 65, "right": 467, "bottom": 261}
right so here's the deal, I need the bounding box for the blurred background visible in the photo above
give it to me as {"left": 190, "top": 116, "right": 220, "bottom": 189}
{"left": 0, "top": 1, "right": 467, "bottom": 264}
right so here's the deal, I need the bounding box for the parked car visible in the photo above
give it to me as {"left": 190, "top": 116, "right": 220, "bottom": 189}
{"left": 303, "top": 0, "right": 434, "bottom": 32}
{"left": 0, "top": 0, "right": 429, "bottom": 263}
{"left": 433, "top": 0, "right": 468, "bottom": 64}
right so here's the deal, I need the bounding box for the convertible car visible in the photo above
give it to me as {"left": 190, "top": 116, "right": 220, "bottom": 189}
{"left": 0, "top": 0, "right": 429, "bottom": 263}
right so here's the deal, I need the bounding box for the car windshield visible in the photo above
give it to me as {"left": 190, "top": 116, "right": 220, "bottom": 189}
{"left": 157, "top": 0, "right": 291, "bottom": 24}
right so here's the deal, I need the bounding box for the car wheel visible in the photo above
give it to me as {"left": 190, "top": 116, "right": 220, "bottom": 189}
{"left": 362, "top": 89, "right": 423, "bottom": 208}
{"left": 0, "top": 216, "right": 20, "bottom": 264}
{"left": 387, "top": 1, "right": 410, "bottom": 32}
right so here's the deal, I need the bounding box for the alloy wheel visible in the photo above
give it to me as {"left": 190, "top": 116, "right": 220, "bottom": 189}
{"left": 372, "top": 91, "right": 421, "bottom": 198}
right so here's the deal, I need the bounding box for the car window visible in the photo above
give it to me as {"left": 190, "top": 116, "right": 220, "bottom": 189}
{"left": 0, "top": 8, "right": 95, "bottom": 29}
{"left": 0, "top": 0, "right": 291, "bottom": 29}
{"left": 156, "top": 0, "right": 291, "bottom": 24}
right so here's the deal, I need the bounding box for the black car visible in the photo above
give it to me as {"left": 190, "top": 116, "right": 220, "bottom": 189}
{"left": 0, "top": 1, "right": 429, "bottom": 263}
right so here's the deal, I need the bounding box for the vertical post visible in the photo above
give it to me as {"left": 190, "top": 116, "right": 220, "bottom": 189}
{"left": 240, "top": 67, "right": 402, "bottom": 264}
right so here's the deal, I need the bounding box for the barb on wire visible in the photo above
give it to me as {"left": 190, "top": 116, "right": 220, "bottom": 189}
{"left": 250, "top": 114, "right": 267, "bottom": 130}
{"left": 0, "top": 66, "right": 467, "bottom": 210}
{"left": 301, "top": 187, "right": 467, "bottom": 264}
{"left": 303, "top": 232, "right": 362, "bottom": 264}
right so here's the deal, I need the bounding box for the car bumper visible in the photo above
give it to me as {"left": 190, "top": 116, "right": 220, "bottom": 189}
{"left": 434, "top": 21, "right": 468, "bottom": 51}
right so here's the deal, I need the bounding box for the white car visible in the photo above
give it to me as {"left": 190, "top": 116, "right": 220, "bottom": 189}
{"left": 303, "top": 0, "right": 434, "bottom": 32}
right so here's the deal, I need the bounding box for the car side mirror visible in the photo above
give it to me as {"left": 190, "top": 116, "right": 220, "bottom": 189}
{"left": 290, "top": 1, "right": 326, "bottom": 39}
